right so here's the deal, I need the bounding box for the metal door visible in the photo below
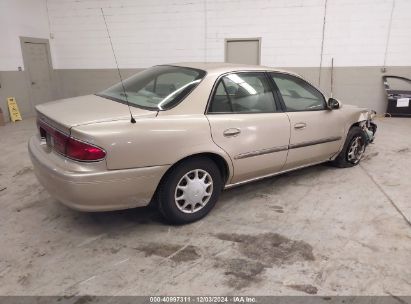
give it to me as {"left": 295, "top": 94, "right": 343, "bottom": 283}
{"left": 225, "top": 39, "right": 261, "bottom": 65}
{"left": 207, "top": 72, "right": 290, "bottom": 184}
{"left": 23, "top": 42, "right": 53, "bottom": 106}
{"left": 270, "top": 72, "right": 345, "bottom": 170}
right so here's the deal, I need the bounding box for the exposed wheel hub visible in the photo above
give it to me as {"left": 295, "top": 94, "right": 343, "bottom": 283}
{"left": 347, "top": 136, "right": 365, "bottom": 164}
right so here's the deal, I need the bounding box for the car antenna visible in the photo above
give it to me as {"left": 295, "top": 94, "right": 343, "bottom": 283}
{"left": 330, "top": 57, "right": 334, "bottom": 98}
{"left": 100, "top": 8, "right": 136, "bottom": 123}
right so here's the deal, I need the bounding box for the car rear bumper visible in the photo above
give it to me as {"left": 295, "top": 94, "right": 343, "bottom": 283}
{"left": 28, "top": 136, "right": 169, "bottom": 212}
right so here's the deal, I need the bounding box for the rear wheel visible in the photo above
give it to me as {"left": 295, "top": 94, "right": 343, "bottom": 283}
{"left": 157, "top": 157, "right": 222, "bottom": 224}
{"left": 332, "top": 126, "right": 367, "bottom": 168}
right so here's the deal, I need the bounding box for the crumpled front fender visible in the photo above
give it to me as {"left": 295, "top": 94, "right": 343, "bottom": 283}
{"left": 356, "top": 110, "right": 377, "bottom": 143}
{"left": 357, "top": 109, "right": 377, "bottom": 122}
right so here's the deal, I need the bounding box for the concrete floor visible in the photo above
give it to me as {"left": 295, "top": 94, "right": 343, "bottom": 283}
{"left": 0, "top": 117, "right": 410, "bottom": 296}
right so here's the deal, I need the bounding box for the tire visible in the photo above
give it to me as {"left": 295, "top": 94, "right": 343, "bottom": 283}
{"left": 157, "top": 157, "right": 222, "bottom": 224}
{"left": 332, "top": 126, "right": 367, "bottom": 168}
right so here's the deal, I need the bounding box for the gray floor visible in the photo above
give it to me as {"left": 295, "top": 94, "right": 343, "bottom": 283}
{"left": 0, "top": 117, "right": 410, "bottom": 296}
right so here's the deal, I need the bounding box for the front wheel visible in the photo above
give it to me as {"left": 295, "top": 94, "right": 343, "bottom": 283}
{"left": 332, "top": 126, "right": 367, "bottom": 168}
{"left": 157, "top": 157, "right": 222, "bottom": 224}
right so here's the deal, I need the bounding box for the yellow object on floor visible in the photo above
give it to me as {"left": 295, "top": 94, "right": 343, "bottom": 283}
{"left": 7, "top": 97, "right": 22, "bottom": 122}
{"left": 0, "top": 106, "right": 5, "bottom": 126}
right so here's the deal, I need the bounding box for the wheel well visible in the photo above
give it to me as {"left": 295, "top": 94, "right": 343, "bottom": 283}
{"left": 350, "top": 122, "right": 362, "bottom": 129}
{"left": 201, "top": 153, "right": 230, "bottom": 184}
{"left": 348, "top": 121, "right": 367, "bottom": 134}
{"left": 152, "top": 153, "right": 230, "bottom": 205}
{"left": 169, "top": 153, "right": 230, "bottom": 184}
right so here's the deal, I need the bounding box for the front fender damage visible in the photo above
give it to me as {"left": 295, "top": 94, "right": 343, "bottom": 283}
{"left": 358, "top": 110, "right": 377, "bottom": 144}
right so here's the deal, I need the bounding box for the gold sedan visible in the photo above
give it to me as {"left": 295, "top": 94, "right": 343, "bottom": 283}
{"left": 29, "top": 63, "right": 376, "bottom": 224}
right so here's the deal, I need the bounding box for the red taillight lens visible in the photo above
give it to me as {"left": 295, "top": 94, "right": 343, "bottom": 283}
{"left": 37, "top": 119, "right": 106, "bottom": 162}
{"left": 66, "top": 137, "right": 106, "bottom": 161}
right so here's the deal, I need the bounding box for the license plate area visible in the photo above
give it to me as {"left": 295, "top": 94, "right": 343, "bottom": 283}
{"left": 38, "top": 120, "right": 60, "bottom": 152}
{"left": 45, "top": 131, "right": 54, "bottom": 148}
{"left": 38, "top": 125, "right": 53, "bottom": 152}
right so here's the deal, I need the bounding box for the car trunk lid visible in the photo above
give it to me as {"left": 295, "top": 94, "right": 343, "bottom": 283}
{"left": 36, "top": 94, "right": 157, "bottom": 132}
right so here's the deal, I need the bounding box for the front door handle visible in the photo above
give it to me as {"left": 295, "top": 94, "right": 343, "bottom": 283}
{"left": 294, "top": 122, "right": 307, "bottom": 130}
{"left": 223, "top": 128, "right": 241, "bottom": 137}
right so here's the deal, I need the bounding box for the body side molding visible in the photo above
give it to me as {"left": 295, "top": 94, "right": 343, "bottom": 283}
{"left": 234, "top": 136, "right": 342, "bottom": 160}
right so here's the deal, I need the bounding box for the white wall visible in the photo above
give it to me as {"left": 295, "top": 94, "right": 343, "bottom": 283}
{"left": 0, "top": 0, "right": 410, "bottom": 70}
{"left": 46, "top": 0, "right": 411, "bottom": 69}
{"left": 0, "top": 0, "right": 50, "bottom": 71}
{"left": 0, "top": 0, "right": 409, "bottom": 116}
{"left": 323, "top": 0, "right": 410, "bottom": 67}
{"left": 48, "top": 0, "right": 207, "bottom": 69}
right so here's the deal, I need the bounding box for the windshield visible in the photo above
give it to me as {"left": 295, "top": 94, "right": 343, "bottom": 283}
{"left": 98, "top": 65, "right": 206, "bottom": 110}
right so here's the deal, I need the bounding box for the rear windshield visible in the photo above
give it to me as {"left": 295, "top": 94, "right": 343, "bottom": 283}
{"left": 97, "top": 65, "right": 206, "bottom": 111}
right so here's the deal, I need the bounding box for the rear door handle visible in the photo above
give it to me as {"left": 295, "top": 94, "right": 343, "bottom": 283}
{"left": 294, "top": 122, "right": 307, "bottom": 130}
{"left": 223, "top": 128, "right": 241, "bottom": 137}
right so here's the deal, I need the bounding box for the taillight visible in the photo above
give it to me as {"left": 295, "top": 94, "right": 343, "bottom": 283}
{"left": 66, "top": 137, "right": 106, "bottom": 161}
{"left": 37, "top": 119, "right": 106, "bottom": 162}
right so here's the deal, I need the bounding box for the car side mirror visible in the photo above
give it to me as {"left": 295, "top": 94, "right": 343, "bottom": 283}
{"left": 327, "top": 98, "right": 340, "bottom": 110}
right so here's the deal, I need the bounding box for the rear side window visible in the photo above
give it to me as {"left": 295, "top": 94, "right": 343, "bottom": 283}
{"left": 208, "top": 73, "right": 277, "bottom": 113}
{"left": 271, "top": 73, "right": 326, "bottom": 111}
{"left": 98, "top": 66, "right": 206, "bottom": 111}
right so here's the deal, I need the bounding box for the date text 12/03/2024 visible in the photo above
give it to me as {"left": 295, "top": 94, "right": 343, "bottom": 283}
{"left": 149, "top": 296, "right": 257, "bottom": 303}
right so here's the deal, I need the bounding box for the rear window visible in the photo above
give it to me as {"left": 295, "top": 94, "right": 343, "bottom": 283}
{"left": 98, "top": 65, "right": 206, "bottom": 111}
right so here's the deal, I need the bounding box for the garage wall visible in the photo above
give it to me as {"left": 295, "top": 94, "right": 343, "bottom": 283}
{"left": 47, "top": 0, "right": 411, "bottom": 113}
{"left": 1, "top": 0, "right": 411, "bottom": 123}
{"left": 0, "top": 0, "right": 50, "bottom": 122}
{"left": 56, "top": 68, "right": 140, "bottom": 99}
{"left": 48, "top": 0, "right": 207, "bottom": 69}
{"left": 48, "top": 0, "right": 411, "bottom": 69}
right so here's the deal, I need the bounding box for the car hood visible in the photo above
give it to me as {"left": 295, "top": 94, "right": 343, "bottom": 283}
{"left": 342, "top": 104, "right": 372, "bottom": 113}
{"left": 341, "top": 103, "right": 376, "bottom": 120}
{"left": 342, "top": 104, "right": 367, "bottom": 110}
{"left": 36, "top": 94, "right": 157, "bottom": 129}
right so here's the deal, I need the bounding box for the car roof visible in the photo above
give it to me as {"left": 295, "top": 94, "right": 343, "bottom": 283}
{"left": 167, "top": 62, "right": 299, "bottom": 77}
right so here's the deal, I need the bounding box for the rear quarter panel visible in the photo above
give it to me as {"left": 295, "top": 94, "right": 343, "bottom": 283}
{"left": 70, "top": 115, "right": 233, "bottom": 175}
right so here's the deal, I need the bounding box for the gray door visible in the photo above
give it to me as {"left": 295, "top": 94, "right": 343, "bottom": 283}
{"left": 225, "top": 39, "right": 261, "bottom": 65}
{"left": 22, "top": 42, "right": 53, "bottom": 106}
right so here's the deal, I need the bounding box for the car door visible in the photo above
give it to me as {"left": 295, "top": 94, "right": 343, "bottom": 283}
{"left": 206, "top": 72, "right": 290, "bottom": 184}
{"left": 270, "top": 72, "right": 345, "bottom": 170}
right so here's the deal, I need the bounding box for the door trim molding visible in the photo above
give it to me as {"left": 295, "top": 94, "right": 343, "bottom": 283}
{"left": 234, "top": 145, "right": 288, "bottom": 160}
{"left": 289, "top": 136, "right": 342, "bottom": 149}
{"left": 233, "top": 136, "right": 342, "bottom": 160}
